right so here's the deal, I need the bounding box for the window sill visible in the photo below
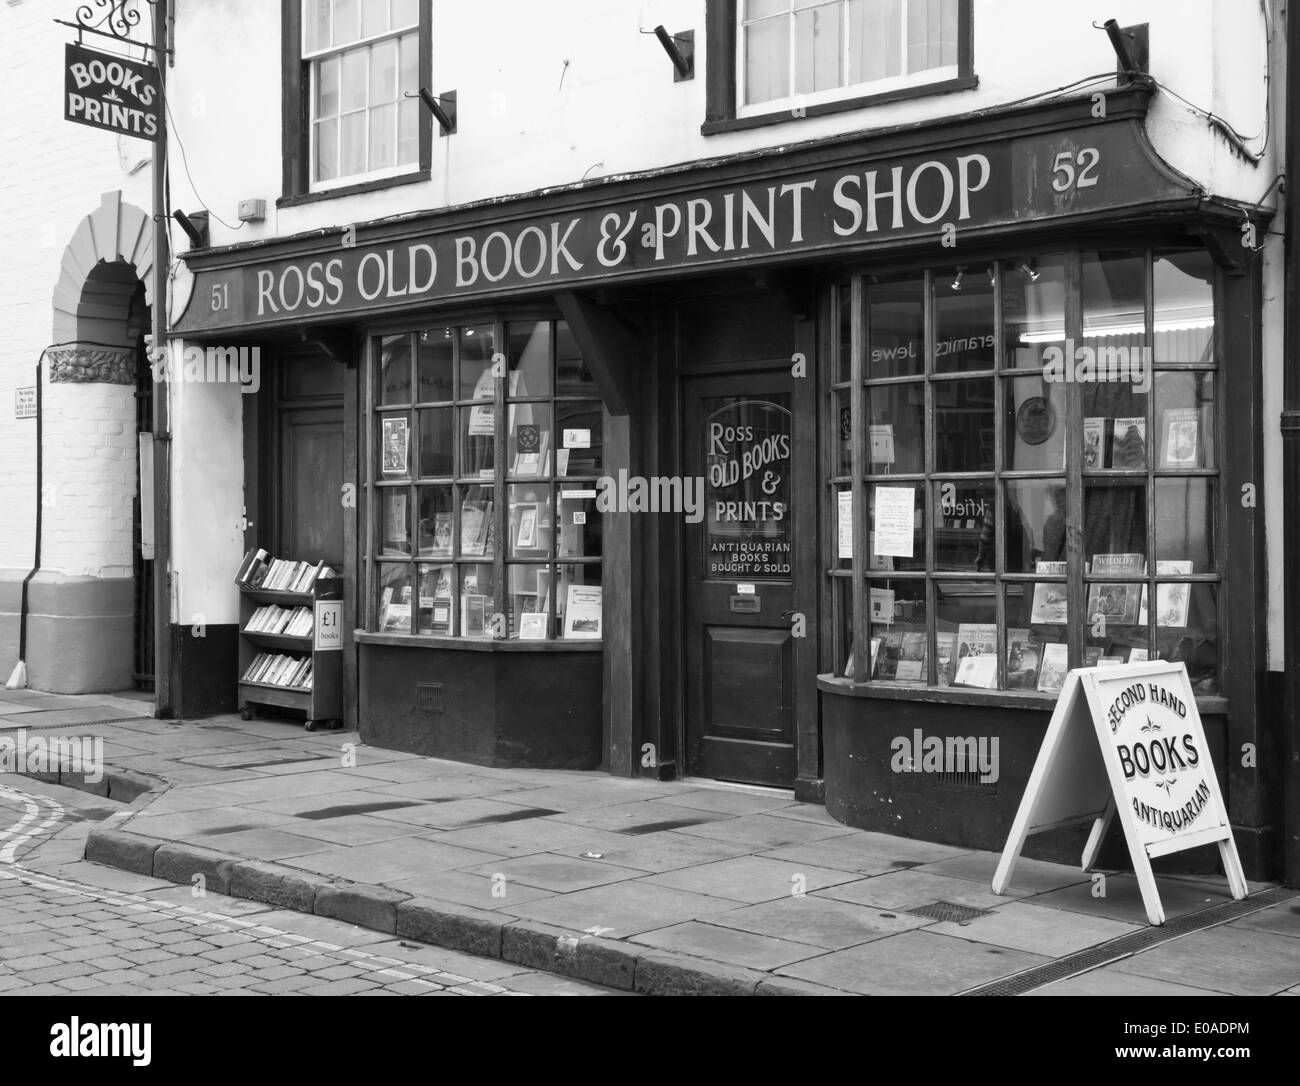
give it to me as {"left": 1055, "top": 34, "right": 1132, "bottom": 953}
{"left": 279, "top": 169, "right": 431, "bottom": 209}
{"left": 355, "top": 629, "right": 602, "bottom": 652}
{"left": 818, "top": 674, "right": 1229, "bottom": 716}
{"left": 702, "top": 75, "right": 979, "bottom": 136}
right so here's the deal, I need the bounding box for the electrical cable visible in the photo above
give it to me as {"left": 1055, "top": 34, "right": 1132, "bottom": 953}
{"left": 164, "top": 97, "right": 245, "bottom": 232}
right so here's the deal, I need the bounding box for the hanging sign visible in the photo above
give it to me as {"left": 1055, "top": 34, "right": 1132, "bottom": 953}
{"left": 64, "top": 43, "right": 161, "bottom": 141}
{"left": 993, "top": 661, "right": 1247, "bottom": 925}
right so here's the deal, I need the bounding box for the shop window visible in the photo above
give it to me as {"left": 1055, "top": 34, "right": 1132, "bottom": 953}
{"left": 705, "top": 0, "right": 974, "bottom": 132}
{"left": 369, "top": 319, "right": 604, "bottom": 641}
{"left": 830, "top": 250, "right": 1222, "bottom": 697}
{"left": 283, "top": 0, "right": 431, "bottom": 199}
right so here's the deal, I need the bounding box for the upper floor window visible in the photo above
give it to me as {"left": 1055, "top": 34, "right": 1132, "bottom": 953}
{"left": 282, "top": 0, "right": 431, "bottom": 201}
{"left": 705, "top": 0, "right": 973, "bottom": 133}
{"left": 740, "top": 0, "right": 960, "bottom": 115}
{"left": 304, "top": 0, "right": 422, "bottom": 188}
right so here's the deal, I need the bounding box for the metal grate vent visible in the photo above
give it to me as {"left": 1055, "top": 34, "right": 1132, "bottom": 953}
{"left": 905, "top": 900, "right": 995, "bottom": 924}
{"left": 934, "top": 769, "right": 998, "bottom": 792}
{"left": 417, "top": 683, "right": 443, "bottom": 713}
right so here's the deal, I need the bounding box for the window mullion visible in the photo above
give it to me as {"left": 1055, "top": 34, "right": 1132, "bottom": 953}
{"left": 923, "top": 269, "right": 936, "bottom": 683}
{"left": 850, "top": 275, "right": 867, "bottom": 683}
{"left": 493, "top": 318, "right": 507, "bottom": 636}
{"left": 994, "top": 261, "right": 1007, "bottom": 689}
{"left": 1145, "top": 248, "right": 1157, "bottom": 661}
{"left": 1065, "top": 251, "right": 1084, "bottom": 668}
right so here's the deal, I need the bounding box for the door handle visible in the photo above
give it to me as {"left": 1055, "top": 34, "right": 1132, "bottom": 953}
{"left": 779, "top": 610, "right": 795, "bottom": 620}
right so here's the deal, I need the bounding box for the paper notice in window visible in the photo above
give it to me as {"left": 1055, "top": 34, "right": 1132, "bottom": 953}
{"left": 874, "top": 486, "right": 915, "bottom": 558}
{"left": 838, "top": 491, "right": 852, "bottom": 559}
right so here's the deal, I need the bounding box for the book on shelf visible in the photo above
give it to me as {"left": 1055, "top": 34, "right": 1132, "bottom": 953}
{"left": 1111, "top": 417, "right": 1147, "bottom": 469}
{"left": 1083, "top": 417, "right": 1105, "bottom": 469}
{"left": 1029, "top": 561, "right": 1068, "bottom": 624}
{"left": 1160, "top": 408, "right": 1200, "bottom": 468}
{"left": 1138, "top": 559, "right": 1194, "bottom": 627}
{"left": 1087, "top": 552, "right": 1145, "bottom": 625}
{"left": 1005, "top": 627, "right": 1041, "bottom": 690}
{"left": 1036, "top": 642, "right": 1069, "bottom": 693}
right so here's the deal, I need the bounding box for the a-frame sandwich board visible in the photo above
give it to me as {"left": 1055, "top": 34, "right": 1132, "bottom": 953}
{"left": 993, "top": 661, "right": 1246, "bottom": 925}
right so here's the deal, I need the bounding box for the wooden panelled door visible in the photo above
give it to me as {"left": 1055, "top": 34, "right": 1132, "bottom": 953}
{"left": 683, "top": 371, "right": 803, "bottom": 787}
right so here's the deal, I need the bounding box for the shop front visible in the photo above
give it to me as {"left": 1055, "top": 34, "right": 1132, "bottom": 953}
{"left": 171, "top": 80, "right": 1278, "bottom": 878}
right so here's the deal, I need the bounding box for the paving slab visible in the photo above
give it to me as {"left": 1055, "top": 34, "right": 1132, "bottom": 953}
{"left": 431, "top": 817, "right": 632, "bottom": 858}
{"left": 272, "top": 813, "right": 423, "bottom": 847}
{"left": 643, "top": 856, "right": 860, "bottom": 904}
{"left": 576, "top": 829, "right": 757, "bottom": 873}
{"left": 496, "top": 880, "right": 742, "bottom": 938}
{"left": 814, "top": 868, "right": 1028, "bottom": 912}
{"left": 285, "top": 837, "right": 499, "bottom": 882}
{"left": 381, "top": 869, "right": 556, "bottom": 911}
{"left": 631, "top": 920, "right": 827, "bottom": 971}
{"left": 129, "top": 806, "right": 298, "bottom": 839}
{"left": 357, "top": 796, "right": 558, "bottom": 831}
{"left": 464, "top": 855, "right": 645, "bottom": 893}
{"left": 1031, "top": 968, "right": 1226, "bottom": 996}
{"left": 545, "top": 798, "right": 733, "bottom": 832}
{"left": 1108, "top": 925, "right": 1300, "bottom": 996}
{"left": 703, "top": 893, "right": 932, "bottom": 949}
{"left": 1027, "top": 872, "right": 1240, "bottom": 926}
{"left": 777, "top": 929, "right": 1048, "bottom": 995}
{"left": 644, "top": 788, "right": 796, "bottom": 817}
{"left": 198, "top": 827, "right": 338, "bottom": 861}
{"left": 916, "top": 851, "right": 1090, "bottom": 895}
{"left": 1224, "top": 902, "right": 1300, "bottom": 940}
{"left": 673, "top": 813, "right": 860, "bottom": 850}
{"left": 924, "top": 899, "right": 1141, "bottom": 956}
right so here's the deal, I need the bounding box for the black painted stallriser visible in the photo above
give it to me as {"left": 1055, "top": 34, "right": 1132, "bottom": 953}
{"left": 359, "top": 646, "right": 602, "bottom": 770}
{"left": 821, "top": 694, "right": 1262, "bottom": 879}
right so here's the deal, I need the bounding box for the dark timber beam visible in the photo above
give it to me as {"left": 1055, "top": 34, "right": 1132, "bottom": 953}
{"left": 554, "top": 291, "right": 644, "bottom": 416}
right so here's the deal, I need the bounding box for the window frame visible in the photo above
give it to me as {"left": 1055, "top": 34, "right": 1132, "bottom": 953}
{"left": 705, "top": 0, "right": 976, "bottom": 135}
{"left": 363, "top": 312, "right": 605, "bottom": 645}
{"left": 827, "top": 248, "right": 1225, "bottom": 702}
{"left": 282, "top": 0, "right": 433, "bottom": 205}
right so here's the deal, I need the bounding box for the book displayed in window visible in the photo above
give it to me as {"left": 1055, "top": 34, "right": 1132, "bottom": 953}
{"left": 518, "top": 612, "right": 548, "bottom": 640}
{"left": 1138, "top": 559, "right": 1194, "bottom": 627}
{"left": 1087, "top": 553, "right": 1144, "bottom": 625}
{"left": 1029, "top": 561, "right": 1067, "bottom": 624}
{"left": 953, "top": 622, "right": 997, "bottom": 689}
{"left": 379, "top": 585, "right": 412, "bottom": 632}
{"left": 512, "top": 425, "right": 549, "bottom": 477}
{"left": 562, "top": 584, "right": 602, "bottom": 639}
{"left": 1160, "top": 408, "right": 1200, "bottom": 468}
{"left": 418, "top": 512, "right": 453, "bottom": 557}
{"left": 1083, "top": 417, "right": 1105, "bottom": 469}
{"left": 1006, "top": 633, "right": 1042, "bottom": 690}
{"left": 381, "top": 417, "right": 410, "bottom": 475}
{"left": 460, "top": 500, "right": 492, "bottom": 556}
{"left": 1036, "top": 642, "right": 1069, "bottom": 693}
{"left": 1111, "top": 417, "right": 1147, "bottom": 469}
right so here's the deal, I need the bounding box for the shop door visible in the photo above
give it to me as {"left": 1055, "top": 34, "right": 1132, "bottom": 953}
{"left": 683, "top": 372, "right": 801, "bottom": 787}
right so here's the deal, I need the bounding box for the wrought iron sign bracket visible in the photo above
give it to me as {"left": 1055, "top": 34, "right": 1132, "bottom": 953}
{"left": 55, "top": 0, "right": 171, "bottom": 59}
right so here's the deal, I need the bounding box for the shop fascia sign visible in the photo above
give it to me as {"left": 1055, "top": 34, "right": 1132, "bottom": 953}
{"left": 64, "top": 42, "right": 161, "bottom": 141}
{"left": 994, "top": 661, "right": 1247, "bottom": 926}
{"left": 175, "top": 114, "right": 1196, "bottom": 335}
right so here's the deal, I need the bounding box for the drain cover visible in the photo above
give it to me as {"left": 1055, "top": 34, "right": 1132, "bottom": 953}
{"left": 905, "top": 900, "right": 995, "bottom": 924}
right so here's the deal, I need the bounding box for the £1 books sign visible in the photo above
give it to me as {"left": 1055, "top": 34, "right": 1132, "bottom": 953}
{"left": 993, "top": 661, "right": 1247, "bottom": 925}
{"left": 64, "top": 43, "right": 161, "bottom": 141}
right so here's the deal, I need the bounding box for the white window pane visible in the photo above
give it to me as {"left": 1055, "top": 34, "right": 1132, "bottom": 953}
{"left": 341, "top": 111, "right": 367, "bottom": 175}
{"left": 795, "top": 5, "right": 841, "bottom": 93}
{"left": 305, "top": 0, "right": 331, "bottom": 52}
{"left": 399, "top": 32, "right": 419, "bottom": 96}
{"left": 370, "top": 39, "right": 398, "bottom": 105}
{"left": 369, "top": 102, "right": 397, "bottom": 168}
{"left": 747, "top": 0, "right": 790, "bottom": 18}
{"left": 744, "top": 19, "right": 790, "bottom": 104}
{"left": 333, "top": 0, "right": 361, "bottom": 46}
{"left": 849, "top": 0, "right": 901, "bottom": 83}
{"left": 314, "top": 117, "right": 339, "bottom": 181}
{"left": 361, "top": 0, "right": 389, "bottom": 39}
{"left": 392, "top": 0, "right": 420, "bottom": 30}
{"left": 315, "top": 56, "right": 340, "bottom": 118}
{"left": 907, "top": 0, "right": 957, "bottom": 72}
{"left": 398, "top": 97, "right": 419, "bottom": 164}
{"left": 340, "top": 47, "right": 368, "bottom": 111}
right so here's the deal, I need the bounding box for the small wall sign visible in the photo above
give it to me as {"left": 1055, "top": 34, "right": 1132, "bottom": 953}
{"left": 314, "top": 600, "right": 342, "bottom": 651}
{"left": 15, "top": 388, "right": 36, "bottom": 419}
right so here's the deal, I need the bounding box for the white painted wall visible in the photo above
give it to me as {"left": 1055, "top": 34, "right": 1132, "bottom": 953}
{"left": 0, "top": 0, "right": 155, "bottom": 577}
{"left": 167, "top": 0, "right": 1275, "bottom": 249}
